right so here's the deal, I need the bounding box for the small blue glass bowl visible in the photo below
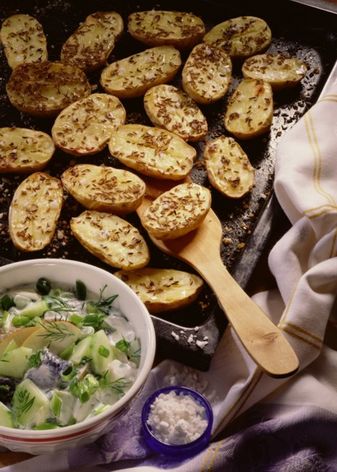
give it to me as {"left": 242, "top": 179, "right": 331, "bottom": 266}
{"left": 141, "top": 385, "right": 213, "bottom": 457}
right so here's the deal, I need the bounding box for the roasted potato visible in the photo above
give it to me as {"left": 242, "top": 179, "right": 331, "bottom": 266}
{"left": 204, "top": 136, "right": 255, "bottom": 198}
{"left": 0, "top": 127, "right": 55, "bottom": 173}
{"left": 0, "top": 14, "right": 47, "bottom": 69}
{"left": 61, "top": 164, "right": 146, "bottom": 214}
{"left": 142, "top": 175, "right": 191, "bottom": 199}
{"left": 224, "top": 78, "right": 273, "bottom": 139}
{"left": 128, "top": 10, "right": 205, "bottom": 49}
{"left": 52, "top": 93, "right": 126, "bottom": 156}
{"left": 6, "top": 61, "right": 91, "bottom": 117}
{"left": 144, "top": 84, "right": 208, "bottom": 142}
{"left": 182, "top": 43, "right": 232, "bottom": 104}
{"left": 108, "top": 124, "right": 195, "bottom": 180}
{"left": 242, "top": 54, "right": 307, "bottom": 90}
{"left": 141, "top": 182, "right": 211, "bottom": 239}
{"left": 100, "top": 46, "right": 181, "bottom": 98}
{"left": 203, "top": 16, "right": 272, "bottom": 58}
{"left": 115, "top": 268, "right": 204, "bottom": 313}
{"left": 61, "top": 11, "right": 124, "bottom": 71}
{"left": 70, "top": 211, "right": 150, "bottom": 270}
{"left": 8, "top": 172, "right": 63, "bottom": 252}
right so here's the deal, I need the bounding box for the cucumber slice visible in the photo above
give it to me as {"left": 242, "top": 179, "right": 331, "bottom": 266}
{"left": 12, "top": 378, "right": 50, "bottom": 428}
{"left": 50, "top": 390, "right": 75, "bottom": 426}
{"left": 69, "top": 336, "right": 93, "bottom": 365}
{"left": 0, "top": 401, "right": 13, "bottom": 428}
{"left": 0, "top": 346, "right": 32, "bottom": 378}
{"left": 17, "top": 299, "right": 49, "bottom": 319}
{"left": 73, "top": 396, "right": 98, "bottom": 423}
{"left": 90, "top": 330, "right": 113, "bottom": 376}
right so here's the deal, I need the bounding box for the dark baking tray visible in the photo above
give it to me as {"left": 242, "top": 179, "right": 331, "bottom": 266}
{"left": 0, "top": 0, "right": 336, "bottom": 370}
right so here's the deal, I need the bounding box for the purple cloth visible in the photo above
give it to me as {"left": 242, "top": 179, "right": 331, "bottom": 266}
{"left": 69, "top": 402, "right": 337, "bottom": 471}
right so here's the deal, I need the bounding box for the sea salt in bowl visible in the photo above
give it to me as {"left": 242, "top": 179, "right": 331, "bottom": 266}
{"left": 0, "top": 259, "right": 156, "bottom": 455}
{"left": 141, "top": 385, "right": 213, "bottom": 457}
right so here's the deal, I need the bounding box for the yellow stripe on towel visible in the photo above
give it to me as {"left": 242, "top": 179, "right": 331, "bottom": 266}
{"left": 304, "top": 204, "right": 337, "bottom": 219}
{"left": 304, "top": 112, "right": 336, "bottom": 206}
{"left": 279, "top": 321, "right": 322, "bottom": 349}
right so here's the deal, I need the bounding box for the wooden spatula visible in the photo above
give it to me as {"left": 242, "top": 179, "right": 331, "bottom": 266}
{"left": 137, "top": 191, "right": 299, "bottom": 378}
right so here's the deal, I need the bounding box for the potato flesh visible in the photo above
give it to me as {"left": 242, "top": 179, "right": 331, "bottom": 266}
{"left": 128, "top": 10, "right": 205, "bottom": 48}
{"left": 100, "top": 46, "right": 181, "bottom": 98}
{"left": 242, "top": 54, "right": 307, "bottom": 88}
{"left": 224, "top": 78, "right": 273, "bottom": 139}
{"left": 205, "top": 136, "right": 255, "bottom": 198}
{"left": 0, "top": 127, "right": 54, "bottom": 173}
{"left": 61, "top": 11, "right": 123, "bottom": 71}
{"left": 144, "top": 84, "right": 208, "bottom": 141}
{"left": 52, "top": 94, "right": 126, "bottom": 156}
{"left": 0, "top": 14, "right": 47, "bottom": 69}
{"left": 9, "top": 172, "right": 63, "bottom": 251}
{"left": 70, "top": 211, "right": 150, "bottom": 270}
{"left": 108, "top": 124, "right": 195, "bottom": 180}
{"left": 182, "top": 43, "right": 232, "bottom": 104}
{"left": 6, "top": 61, "right": 91, "bottom": 116}
{"left": 203, "top": 16, "right": 272, "bottom": 58}
{"left": 61, "top": 164, "right": 145, "bottom": 213}
{"left": 115, "top": 268, "right": 204, "bottom": 313}
{"left": 142, "top": 183, "right": 211, "bottom": 239}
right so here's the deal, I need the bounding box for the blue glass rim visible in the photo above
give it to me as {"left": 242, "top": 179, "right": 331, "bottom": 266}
{"left": 141, "top": 385, "right": 213, "bottom": 456}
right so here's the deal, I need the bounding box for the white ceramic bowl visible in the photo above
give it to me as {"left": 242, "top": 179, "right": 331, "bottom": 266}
{"left": 0, "top": 259, "right": 156, "bottom": 455}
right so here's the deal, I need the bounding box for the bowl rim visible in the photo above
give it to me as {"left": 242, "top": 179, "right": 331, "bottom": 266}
{"left": 0, "top": 258, "right": 156, "bottom": 438}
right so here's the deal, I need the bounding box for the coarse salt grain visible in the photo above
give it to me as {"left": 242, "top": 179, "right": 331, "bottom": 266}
{"left": 147, "top": 390, "right": 208, "bottom": 445}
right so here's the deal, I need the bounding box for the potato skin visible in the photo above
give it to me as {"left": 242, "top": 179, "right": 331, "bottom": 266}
{"left": 0, "top": 127, "right": 55, "bottom": 174}
{"left": 203, "top": 16, "right": 272, "bottom": 58}
{"left": 52, "top": 93, "right": 126, "bottom": 156}
{"left": 61, "top": 11, "right": 124, "bottom": 72}
{"left": 128, "top": 10, "right": 205, "bottom": 49}
{"left": 9, "top": 172, "right": 63, "bottom": 252}
{"left": 108, "top": 124, "right": 195, "bottom": 181}
{"left": 224, "top": 78, "right": 273, "bottom": 140}
{"left": 0, "top": 14, "right": 48, "bottom": 69}
{"left": 100, "top": 46, "right": 181, "bottom": 99}
{"left": 6, "top": 61, "right": 91, "bottom": 117}
{"left": 70, "top": 211, "right": 150, "bottom": 270}
{"left": 61, "top": 164, "right": 145, "bottom": 214}
{"left": 182, "top": 43, "right": 232, "bottom": 104}
{"left": 204, "top": 136, "right": 255, "bottom": 198}
{"left": 242, "top": 54, "right": 307, "bottom": 90}
{"left": 144, "top": 84, "right": 208, "bottom": 142}
{"left": 141, "top": 182, "right": 211, "bottom": 240}
{"left": 115, "top": 268, "right": 204, "bottom": 313}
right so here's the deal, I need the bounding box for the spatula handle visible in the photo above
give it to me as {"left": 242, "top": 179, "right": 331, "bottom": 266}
{"left": 196, "top": 257, "right": 299, "bottom": 377}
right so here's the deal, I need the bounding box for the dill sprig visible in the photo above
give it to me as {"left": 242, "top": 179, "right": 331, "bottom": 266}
{"left": 14, "top": 389, "right": 35, "bottom": 418}
{"left": 38, "top": 321, "right": 76, "bottom": 342}
{"left": 44, "top": 295, "right": 77, "bottom": 313}
{"left": 87, "top": 285, "right": 118, "bottom": 315}
{"left": 99, "top": 373, "right": 131, "bottom": 396}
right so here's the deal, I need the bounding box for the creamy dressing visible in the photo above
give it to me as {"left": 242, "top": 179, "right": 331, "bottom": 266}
{"left": 0, "top": 279, "right": 141, "bottom": 430}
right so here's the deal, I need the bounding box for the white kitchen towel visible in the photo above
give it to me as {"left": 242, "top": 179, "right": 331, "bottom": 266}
{"left": 2, "top": 74, "right": 337, "bottom": 472}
